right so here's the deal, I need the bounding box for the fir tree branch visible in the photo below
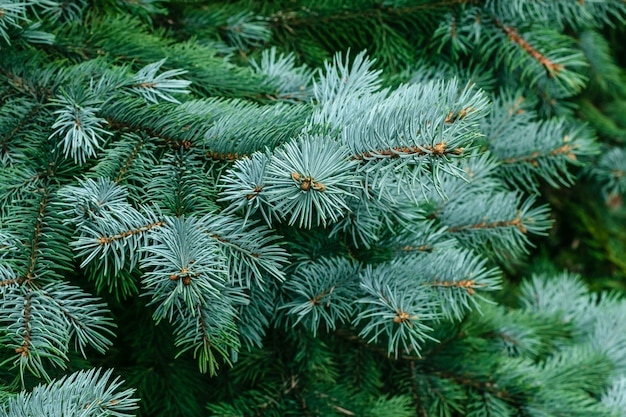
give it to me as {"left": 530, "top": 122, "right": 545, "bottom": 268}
{"left": 588, "top": 147, "right": 626, "bottom": 197}
{"left": 439, "top": 192, "right": 552, "bottom": 262}
{"left": 1, "top": 286, "right": 70, "bottom": 380}
{"left": 335, "top": 327, "right": 408, "bottom": 360}
{"left": 335, "top": 326, "right": 460, "bottom": 363}
{"left": 351, "top": 142, "right": 464, "bottom": 161}
{"left": 399, "top": 244, "right": 434, "bottom": 253}
{"left": 501, "top": 142, "right": 579, "bottom": 165}
{"left": 71, "top": 200, "right": 166, "bottom": 276}
{"left": 23, "top": 188, "right": 49, "bottom": 283}
{"left": 13, "top": 294, "right": 32, "bottom": 359}
{"left": 95, "top": 221, "right": 166, "bottom": 246}
{"left": 427, "top": 279, "right": 486, "bottom": 296}
{"left": 0, "top": 278, "right": 21, "bottom": 288}
{"left": 170, "top": 301, "right": 239, "bottom": 375}
{"left": 146, "top": 150, "right": 219, "bottom": 217}
{"left": 267, "top": 0, "right": 479, "bottom": 27}
{"left": 491, "top": 17, "right": 563, "bottom": 78}
{"left": 3, "top": 4, "right": 626, "bottom": 413}
{"left": 409, "top": 361, "right": 428, "bottom": 417}
{"left": 55, "top": 14, "right": 272, "bottom": 98}
{"left": 0, "top": 102, "right": 42, "bottom": 155}
{"left": 205, "top": 150, "right": 247, "bottom": 161}
{"left": 434, "top": 370, "right": 513, "bottom": 401}
{"left": 421, "top": 327, "right": 468, "bottom": 362}
{"left": 203, "top": 214, "right": 288, "bottom": 285}
{"left": 0, "top": 368, "right": 139, "bottom": 416}
{"left": 102, "top": 100, "right": 204, "bottom": 153}
{"left": 0, "top": 54, "right": 55, "bottom": 100}
{"left": 113, "top": 138, "right": 145, "bottom": 184}
{"left": 40, "top": 282, "right": 115, "bottom": 356}
{"left": 281, "top": 257, "right": 358, "bottom": 335}
{"left": 447, "top": 215, "right": 528, "bottom": 235}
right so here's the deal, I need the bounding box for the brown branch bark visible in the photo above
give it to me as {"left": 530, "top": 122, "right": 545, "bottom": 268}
{"left": 14, "top": 295, "right": 32, "bottom": 357}
{"left": 352, "top": 142, "right": 463, "bottom": 161}
{"left": 114, "top": 138, "right": 145, "bottom": 183}
{"left": 491, "top": 18, "right": 563, "bottom": 77}
{"left": 24, "top": 190, "right": 49, "bottom": 282}
{"left": 502, "top": 141, "right": 577, "bottom": 166}
{"left": 447, "top": 216, "right": 527, "bottom": 234}
{"left": 96, "top": 221, "right": 166, "bottom": 245}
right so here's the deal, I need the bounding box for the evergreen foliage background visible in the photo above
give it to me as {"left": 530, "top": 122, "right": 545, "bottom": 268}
{"left": 1, "top": 0, "right": 626, "bottom": 416}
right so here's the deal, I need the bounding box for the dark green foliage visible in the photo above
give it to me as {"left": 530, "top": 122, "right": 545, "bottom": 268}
{"left": 2, "top": 1, "right": 626, "bottom": 416}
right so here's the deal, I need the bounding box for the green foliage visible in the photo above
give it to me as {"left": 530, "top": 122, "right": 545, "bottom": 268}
{"left": 2, "top": 0, "right": 626, "bottom": 416}
{"left": 0, "top": 368, "right": 138, "bottom": 417}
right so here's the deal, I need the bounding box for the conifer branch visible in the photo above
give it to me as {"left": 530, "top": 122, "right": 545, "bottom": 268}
{"left": 1, "top": 277, "right": 21, "bottom": 287}
{"left": 95, "top": 221, "right": 166, "bottom": 246}
{"left": 3, "top": 3, "right": 626, "bottom": 413}
{"left": 409, "top": 361, "right": 428, "bottom": 417}
{"left": 0, "top": 102, "right": 41, "bottom": 153}
{"left": 428, "top": 279, "right": 486, "bottom": 296}
{"left": 67, "top": 15, "right": 272, "bottom": 98}
{"left": 491, "top": 18, "right": 563, "bottom": 77}
{"left": 1, "top": 287, "right": 71, "bottom": 380}
{"left": 40, "top": 283, "right": 115, "bottom": 356}
{"left": 421, "top": 324, "right": 467, "bottom": 361}
{"left": 170, "top": 299, "right": 239, "bottom": 375}
{"left": 0, "top": 368, "right": 139, "bottom": 416}
{"left": 202, "top": 214, "right": 288, "bottom": 284}
{"left": 114, "top": 139, "right": 145, "bottom": 183}
{"left": 1, "top": 67, "right": 39, "bottom": 97}
{"left": 24, "top": 188, "right": 48, "bottom": 283}
{"left": 447, "top": 215, "right": 528, "bottom": 234}
{"left": 104, "top": 118, "right": 161, "bottom": 143}
{"left": 589, "top": 147, "right": 626, "bottom": 197}
{"left": 434, "top": 370, "right": 513, "bottom": 400}
{"left": 206, "top": 150, "right": 247, "bottom": 161}
{"left": 335, "top": 325, "right": 463, "bottom": 364}
{"left": 197, "top": 305, "right": 211, "bottom": 353}
{"left": 208, "top": 233, "right": 259, "bottom": 257}
{"left": 14, "top": 294, "right": 32, "bottom": 358}
{"left": 103, "top": 107, "right": 200, "bottom": 153}
{"left": 70, "top": 198, "right": 166, "bottom": 276}
{"left": 502, "top": 142, "right": 578, "bottom": 165}
{"left": 508, "top": 95, "right": 525, "bottom": 116}
{"left": 400, "top": 245, "right": 434, "bottom": 253}
{"left": 268, "top": 0, "right": 479, "bottom": 27}
{"left": 351, "top": 142, "right": 464, "bottom": 161}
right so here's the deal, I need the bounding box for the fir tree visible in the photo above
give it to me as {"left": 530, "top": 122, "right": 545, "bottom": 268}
{"left": 1, "top": 1, "right": 626, "bottom": 416}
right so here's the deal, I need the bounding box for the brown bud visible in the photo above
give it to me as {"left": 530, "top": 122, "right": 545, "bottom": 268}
{"left": 433, "top": 142, "right": 447, "bottom": 155}
{"left": 313, "top": 182, "right": 326, "bottom": 192}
